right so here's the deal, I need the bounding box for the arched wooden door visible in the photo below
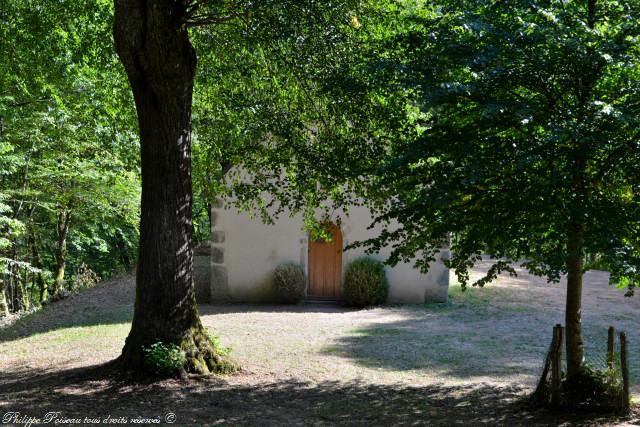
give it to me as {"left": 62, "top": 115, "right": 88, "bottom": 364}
{"left": 308, "top": 224, "right": 343, "bottom": 300}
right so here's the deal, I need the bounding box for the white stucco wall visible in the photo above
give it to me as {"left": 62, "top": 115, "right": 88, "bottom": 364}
{"left": 210, "top": 202, "right": 449, "bottom": 304}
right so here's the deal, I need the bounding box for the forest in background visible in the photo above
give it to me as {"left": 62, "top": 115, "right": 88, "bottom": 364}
{"left": 0, "top": 1, "right": 140, "bottom": 314}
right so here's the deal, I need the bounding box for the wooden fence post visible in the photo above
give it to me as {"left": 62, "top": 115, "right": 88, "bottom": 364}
{"left": 607, "top": 326, "right": 615, "bottom": 369}
{"left": 620, "top": 332, "right": 630, "bottom": 413}
{"left": 532, "top": 328, "right": 554, "bottom": 405}
{"left": 551, "top": 324, "right": 563, "bottom": 408}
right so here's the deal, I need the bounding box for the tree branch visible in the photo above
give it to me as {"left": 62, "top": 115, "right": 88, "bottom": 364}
{"left": 593, "top": 130, "right": 640, "bottom": 185}
{"left": 185, "top": 11, "right": 249, "bottom": 27}
{"left": 587, "top": 0, "right": 597, "bottom": 29}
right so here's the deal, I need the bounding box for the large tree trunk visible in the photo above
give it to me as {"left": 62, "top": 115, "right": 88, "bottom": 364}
{"left": 114, "top": 0, "right": 234, "bottom": 374}
{"left": 52, "top": 209, "right": 70, "bottom": 297}
{"left": 565, "top": 225, "right": 585, "bottom": 379}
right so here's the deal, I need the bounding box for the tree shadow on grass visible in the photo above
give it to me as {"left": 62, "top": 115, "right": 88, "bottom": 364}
{"left": 1, "top": 364, "right": 635, "bottom": 426}
{"left": 320, "top": 302, "right": 640, "bottom": 394}
{"left": 321, "top": 306, "right": 554, "bottom": 383}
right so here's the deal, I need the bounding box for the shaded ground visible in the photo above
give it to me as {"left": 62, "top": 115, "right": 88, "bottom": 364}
{"left": 1, "top": 262, "right": 639, "bottom": 425}
{"left": 1, "top": 364, "right": 634, "bottom": 426}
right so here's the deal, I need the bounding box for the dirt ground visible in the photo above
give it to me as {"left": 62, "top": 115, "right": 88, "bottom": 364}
{"left": 0, "top": 260, "right": 639, "bottom": 426}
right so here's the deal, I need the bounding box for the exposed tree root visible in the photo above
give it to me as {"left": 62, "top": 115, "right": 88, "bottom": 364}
{"left": 180, "top": 327, "right": 238, "bottom": 375}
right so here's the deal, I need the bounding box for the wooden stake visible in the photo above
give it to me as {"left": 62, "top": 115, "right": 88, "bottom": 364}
{"left": 620, "top": 331, "right": 630, "bottom": 413}
{"left": 607, "top": 326, "right": 615, "bottom": 369}
{"left": 551, "top": 324, "right": 563, "bottom": 408}
{"left": 533, "top": 334, "right": 553, "bottom": 404}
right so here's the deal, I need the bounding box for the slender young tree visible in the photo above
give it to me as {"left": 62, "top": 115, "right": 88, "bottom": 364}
{"left": 341, "top": 0, "right": 640, "bottom": 385}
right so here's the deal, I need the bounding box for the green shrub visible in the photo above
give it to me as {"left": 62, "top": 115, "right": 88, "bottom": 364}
{"left": 273, "top": 263, "right": 307, "bottom": 303}
{"left": 343, "top": 257, "right": 388, "bottom": 308}
{"left": 562, "top": 364, "right": 625, "bottom": 411}
{"left": 69, "top": 263, "right": 101, "bottom": 293}
{"left": 143, "top": 341, "right": 186, "bottom": 377}
{"left": 532, "top": 362, "right": 626, "bottom": 412}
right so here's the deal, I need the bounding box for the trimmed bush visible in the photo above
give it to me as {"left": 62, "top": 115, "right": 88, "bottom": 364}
{"left": 343, "top": 257, "right": 388, "bottom": 308}
{"left": 273, "top": 263, "right": 307, "bottom": 303}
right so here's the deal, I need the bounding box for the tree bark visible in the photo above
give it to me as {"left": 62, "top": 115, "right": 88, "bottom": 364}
{"left": 587, "top": 0, "right": 597, "bottom": 29}
{"left": 7, "top": 244, "right": 18, "bottom": 312}
{"left": 113, "top": 0, "right": 234, "bottom": 374}
{"left": 0, "top": 278, "right": 8, "bottom": 317}
{"left": 30, "top": 235, "right": 48, "bottom": 303}
{"left": 563, "top": 0, "right": 594, "bottom": 382}
{"left": 15, "top": 270, "right": 28, "bottom": 311}
{"left": 565, "top": 224, "right": 585, "bottom": 379}
{"left": 53, "top": 209, "right": 71, "bottom": 297}
{"left": 115, "top": 230, "right": 131, "bottom": 270}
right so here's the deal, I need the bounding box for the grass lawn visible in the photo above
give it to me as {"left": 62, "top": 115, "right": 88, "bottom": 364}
{"left": 0, "top": 260, "right": 638, "bottom": 426}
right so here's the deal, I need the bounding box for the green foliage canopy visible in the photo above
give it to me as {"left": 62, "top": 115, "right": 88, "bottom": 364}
{"left": 343, "top": 0, "right": 640, "bottom": 293}
{"left": 189, "top": 0, "right": 378, "bottom": 235}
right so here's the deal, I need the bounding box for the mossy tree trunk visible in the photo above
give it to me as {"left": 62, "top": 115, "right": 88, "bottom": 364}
{"left": 0, "top": 279, "right": 8, "bottom": 317}
{"left": 52, "top": 209, "right": 71, "bottom": 297}
{"left": 15, "top": 271, "right": 28, "bottom": 312}
{"left": 113, "top": 0, "right": 233, "bottom": 375}
{"left": 30, "top": 235, "right": 48, "bottom": 303}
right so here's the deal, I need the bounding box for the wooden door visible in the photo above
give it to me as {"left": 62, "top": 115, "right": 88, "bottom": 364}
{"left": 308, "top": 224, "right": 343, "bottom": 300}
